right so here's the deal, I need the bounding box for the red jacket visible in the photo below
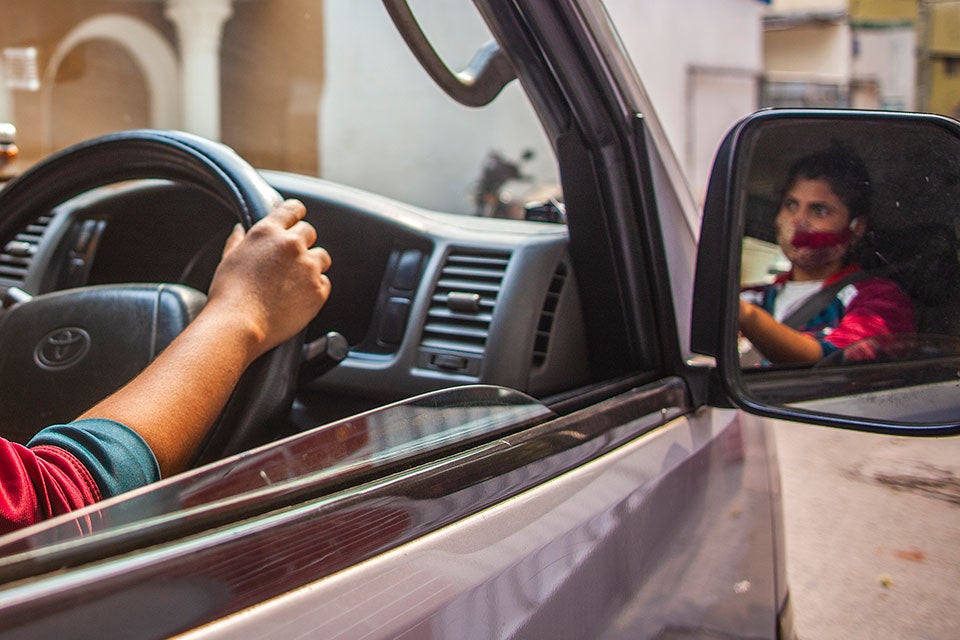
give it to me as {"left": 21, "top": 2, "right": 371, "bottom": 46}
{"left": 0, "top": 419, "right": 160, "bottom": 534}
{"left": 0, "top": 440, "right": 100, "bottom": 534}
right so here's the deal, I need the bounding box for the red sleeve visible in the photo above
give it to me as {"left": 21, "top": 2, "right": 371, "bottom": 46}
{"left": 824, "top": 278, "right": 916, "bottom": 350}
{"left": 0, "top": 439, "right": 101, "bottom": 534}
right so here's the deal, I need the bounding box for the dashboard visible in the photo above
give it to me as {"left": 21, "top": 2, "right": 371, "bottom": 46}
{"left": 2, "top": 171, "right": 590, "bottom": 432}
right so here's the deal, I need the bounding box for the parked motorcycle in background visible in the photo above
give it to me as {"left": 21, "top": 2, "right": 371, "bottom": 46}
{"left": 472, "top": 148, "right": 565, "bottom": 223}
{"left": 0, "top": 123, "right": 19, "bottom": 183}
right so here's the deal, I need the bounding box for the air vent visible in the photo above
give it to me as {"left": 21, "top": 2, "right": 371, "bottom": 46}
{"left": 532, "top": 263, "right": 567, "bottom": 366}
{"left": 0, "top": 214, "right": 52, "bottom": 286}
{"left": 420, "top": 249, "right": 510, "bottom": 358}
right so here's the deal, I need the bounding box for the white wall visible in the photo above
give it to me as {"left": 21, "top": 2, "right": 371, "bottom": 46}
{"left": 604, "top": 0, "right": 764, "bottom": 203}
{"left": 320, "top": 1, "right": 556, "bottom": 215}
{"left": 851, "top": 26, "right": 915, "bottom": 111}
{"left": 321, "top": 1, "right": 763, "bottom": 213}
{"left": 769, "top": 0, "right": 847, "bottom": 12}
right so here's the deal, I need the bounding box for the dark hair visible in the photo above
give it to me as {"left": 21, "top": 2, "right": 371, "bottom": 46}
{"left": 782, "top": 142, "right": 872, "bottom": 221}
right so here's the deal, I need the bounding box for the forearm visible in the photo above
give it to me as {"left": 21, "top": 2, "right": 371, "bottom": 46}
{"left": 76, "top": 306, "right": 263, "bottom": 476}
{"left": 740, "top": 301, "right": 824, "bottom": 364}
{"left": 77, "top": 199, "right": 329, "bottom": 478}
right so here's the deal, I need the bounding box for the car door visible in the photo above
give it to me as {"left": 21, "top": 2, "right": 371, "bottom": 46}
{"left": 175, "top": 0, "right": 788, "bottom": 636}
{"left": 0, "top": 1, "right": 789, "bottom": 639}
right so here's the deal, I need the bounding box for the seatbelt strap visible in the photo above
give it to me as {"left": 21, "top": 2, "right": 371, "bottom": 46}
{"left": 781, "top": 268, "right": 881, "bottom": 330}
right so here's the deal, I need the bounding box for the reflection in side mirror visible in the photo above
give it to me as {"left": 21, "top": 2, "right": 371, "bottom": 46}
{"left": 693, "top": 109, "right": 960, "bottom": 435}
{"left": 816, "top": 334, "right": 960, "bottom": 368}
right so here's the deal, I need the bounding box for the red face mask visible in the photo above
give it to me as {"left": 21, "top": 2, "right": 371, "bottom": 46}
{"left": 790, "top": 228, "right": 852, "bottom": 249}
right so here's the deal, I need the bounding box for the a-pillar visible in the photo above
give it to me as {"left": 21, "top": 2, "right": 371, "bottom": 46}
{"left": 164, "top": 0, "right": 233, "bottom": 141}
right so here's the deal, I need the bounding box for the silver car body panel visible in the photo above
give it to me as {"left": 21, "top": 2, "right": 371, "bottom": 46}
{"left": 180, "top": 408, "right": 780, "bottom": 640}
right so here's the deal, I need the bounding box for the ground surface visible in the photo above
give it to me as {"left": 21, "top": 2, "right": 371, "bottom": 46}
{"left": 775, "top": 420, "right": 960, "bottom": 640}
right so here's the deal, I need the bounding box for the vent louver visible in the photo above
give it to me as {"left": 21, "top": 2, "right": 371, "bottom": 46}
{"left": 0, "top": 214, "right": 52, "bottom": 286}
{"left": 532, "top": 263, "right": 567, "bottom": 366}
{"left": 420, "top": 249, "right": 510, "bottom": 356}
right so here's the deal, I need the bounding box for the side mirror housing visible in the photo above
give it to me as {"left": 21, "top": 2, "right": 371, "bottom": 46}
{"left": 693, "top": 109, "right": 960, "bottom": 436}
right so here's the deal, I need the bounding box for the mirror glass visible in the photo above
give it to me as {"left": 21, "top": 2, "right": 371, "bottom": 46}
{"left": 735, "top": 115, "right": 960, "bottom": 425}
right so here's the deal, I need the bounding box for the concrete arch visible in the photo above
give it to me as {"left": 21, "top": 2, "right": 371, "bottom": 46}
{"left": 42, "top": 14, "right": 180, "bottom": 152}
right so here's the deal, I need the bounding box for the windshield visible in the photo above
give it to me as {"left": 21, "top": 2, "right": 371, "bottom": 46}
{"left": 0, "top": 0, "right": 578, "bottom": 559}
{"left": 1, "top": 0, "right": 560, "bottom": 218}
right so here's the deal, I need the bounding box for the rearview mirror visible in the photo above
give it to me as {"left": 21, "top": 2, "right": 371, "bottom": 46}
{"left": 693, "top": 109, "right": 960, "bottom": 436}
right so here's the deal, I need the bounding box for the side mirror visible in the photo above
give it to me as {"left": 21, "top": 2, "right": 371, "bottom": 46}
{"left": 693, "top": 109, "right": 960, "bottom": 436}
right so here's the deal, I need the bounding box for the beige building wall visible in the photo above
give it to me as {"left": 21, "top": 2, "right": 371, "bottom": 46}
{"left": 0, "top": 0, "right": 323, "bottom": 174}
{"left": 221, "top": 0, "right": 323, "bottom": 174}
{"left": 763, "top": 0, "right": 918, "bottom": 111}
{"left": 850, "top": 0, "right": 917, "bottom": 22}
{"left": 929, "top": 0, "right": 960, "bottom": 50}
{"left": 764, "top": 22, "right": 851, "bottom": 83}
{"left": 928, "top": 58, "right": 960, "bottom": 118}
{"left": 927, "top": 1, "right": 960, "bottom": 118}
{"left": 1, "top": 0, "right": 173, "bottom": 164}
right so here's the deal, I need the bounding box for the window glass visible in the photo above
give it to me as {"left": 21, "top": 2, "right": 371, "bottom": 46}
{"left": 0, "top": 1, "right": 560, "bottom": 218}
{"left": 0, "top": 386, "right": 552, "bottom": 568}
{"left": 0, "top": 0, "right": 573, "bottom": 554}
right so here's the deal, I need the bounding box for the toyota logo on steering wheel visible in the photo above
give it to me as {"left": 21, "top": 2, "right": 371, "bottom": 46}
{"left": 34, "top": 327, "right": 91, "bottom": 370}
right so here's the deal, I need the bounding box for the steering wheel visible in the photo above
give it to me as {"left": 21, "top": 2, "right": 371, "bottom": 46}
{"left": 0, "top": 129, "right": 301, "bottom": 464}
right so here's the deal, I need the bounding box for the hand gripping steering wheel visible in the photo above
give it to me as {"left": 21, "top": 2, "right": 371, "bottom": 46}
{"left": 0, "top": 130, "right": 301, "bottom": 464}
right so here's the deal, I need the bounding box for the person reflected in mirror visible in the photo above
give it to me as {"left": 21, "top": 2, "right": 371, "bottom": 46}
{"left": 0, "top": 199, "right": 331, "bottom": 534}
{"left": 739, "top": 144, "right": 914, "bottom": 365}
